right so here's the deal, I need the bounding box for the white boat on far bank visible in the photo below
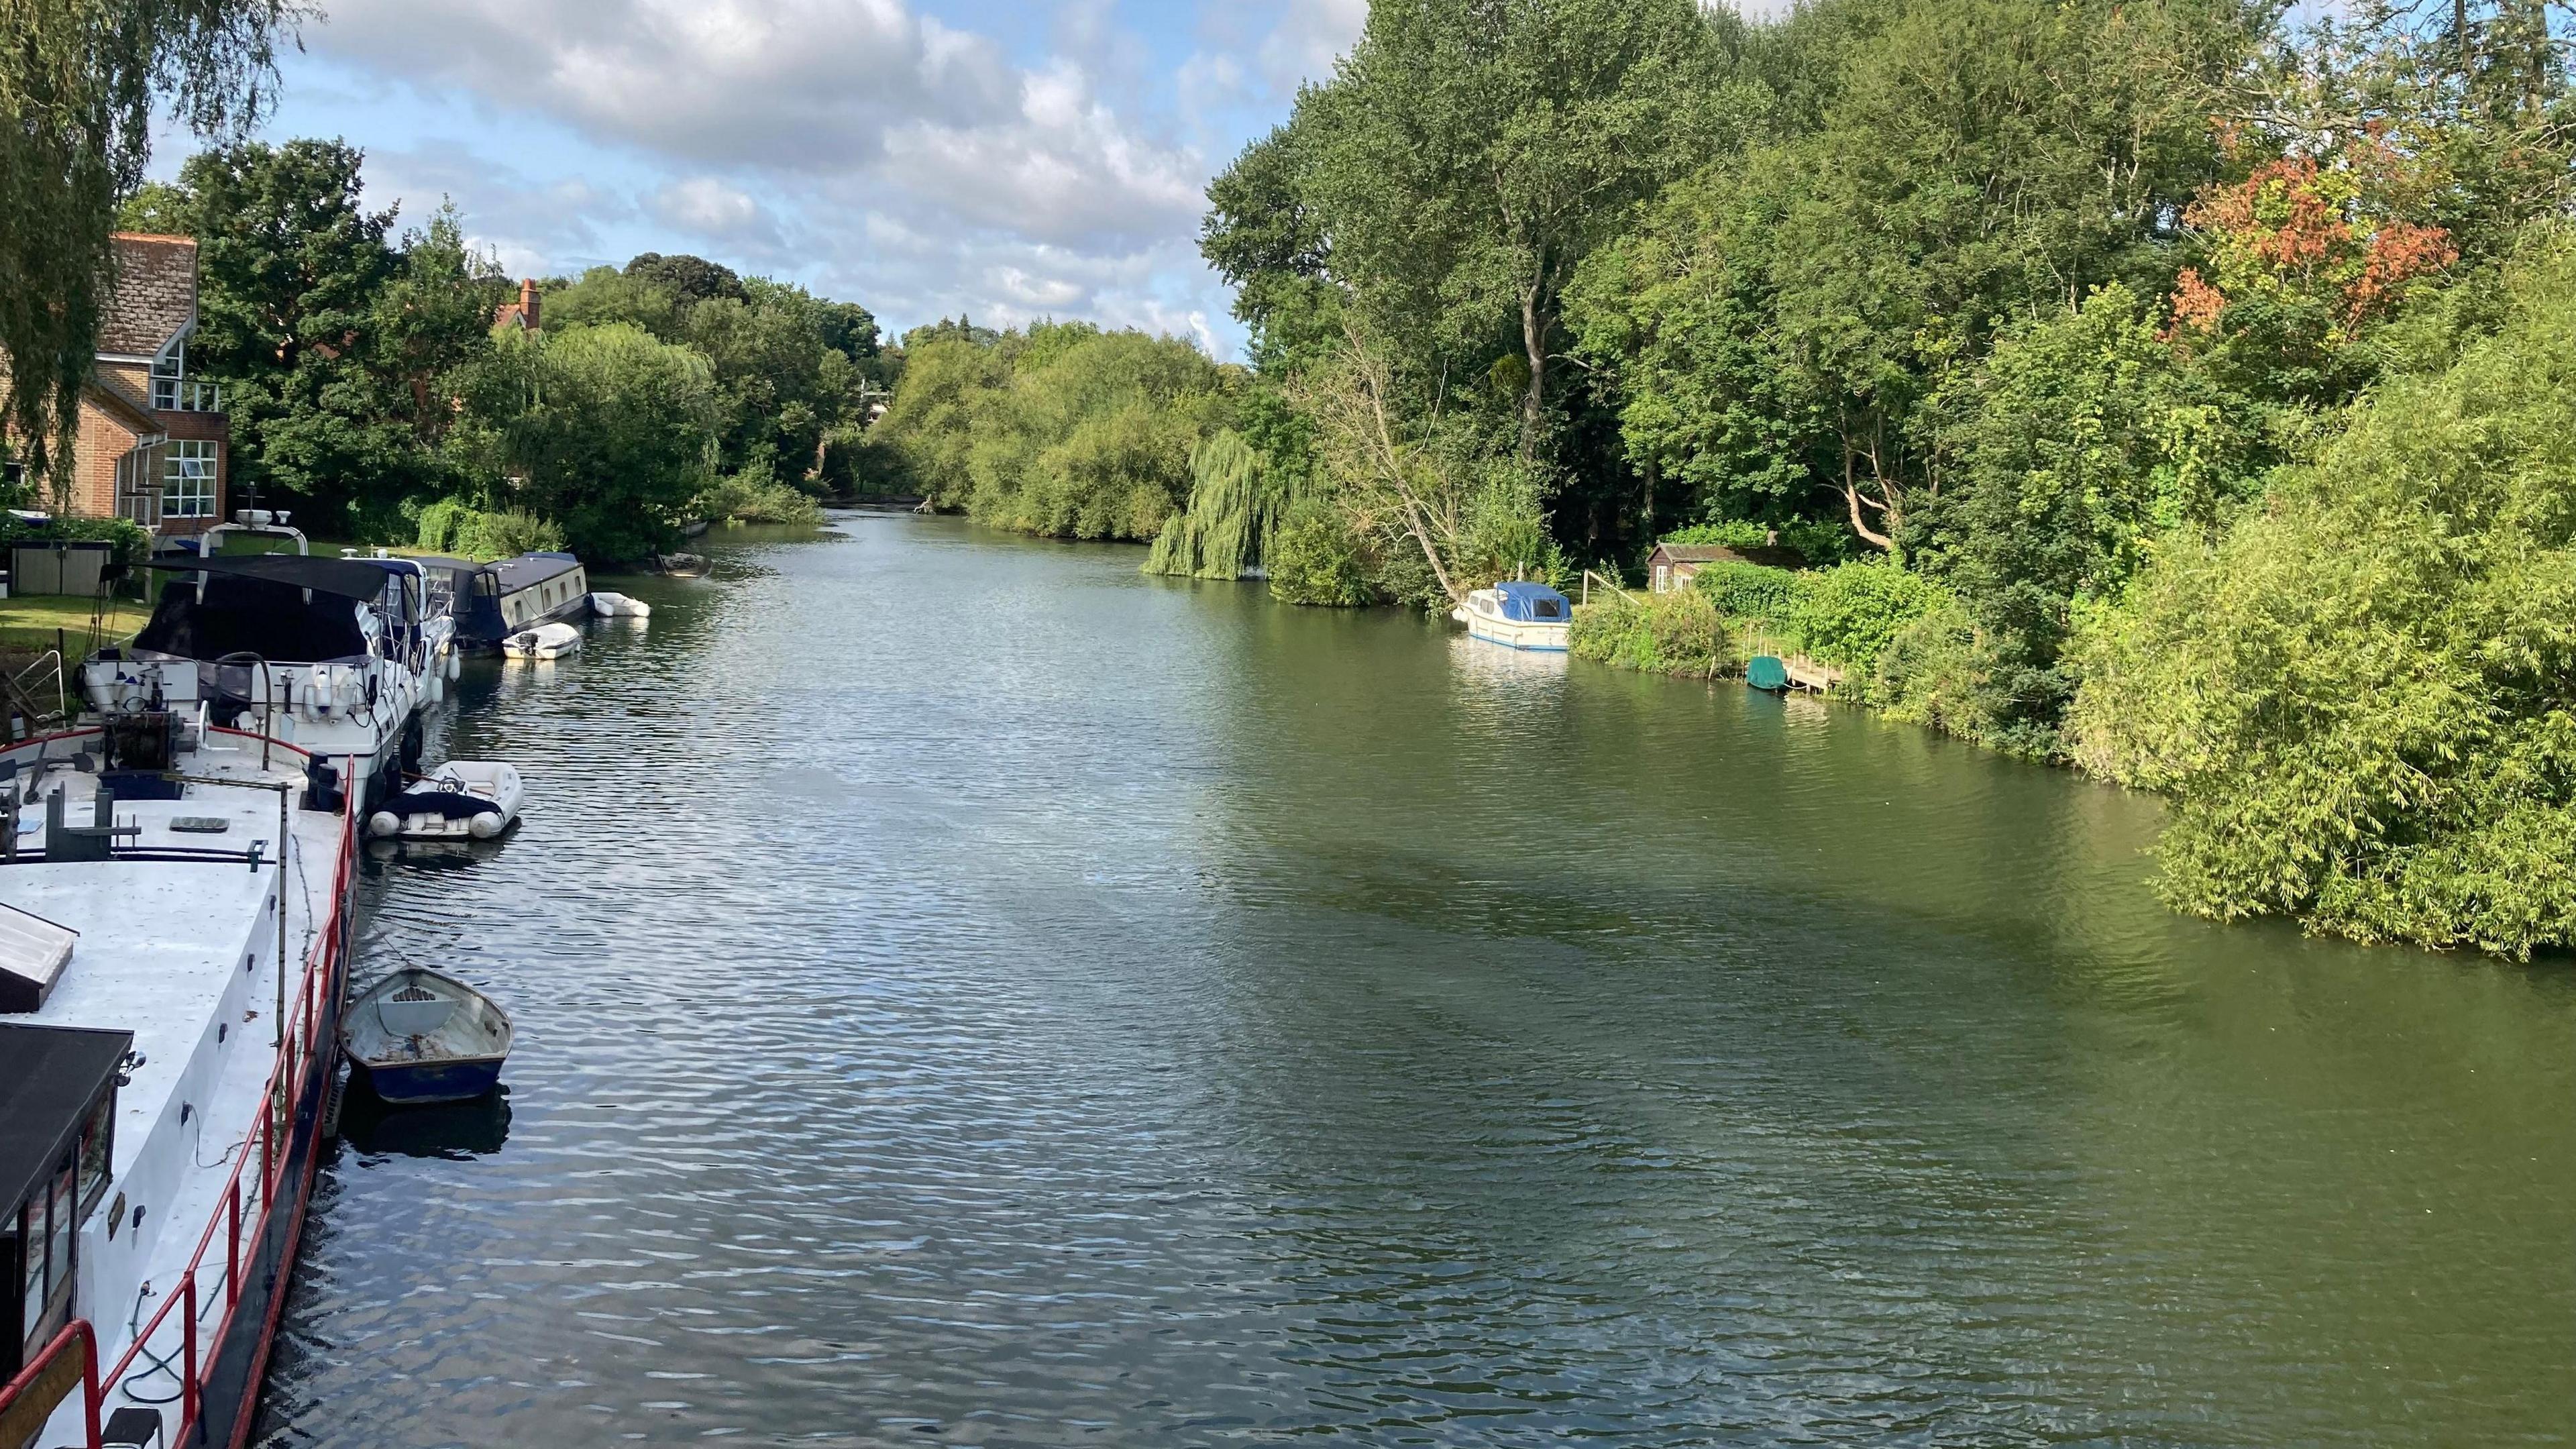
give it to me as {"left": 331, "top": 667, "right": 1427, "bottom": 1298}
{"left": 1452, "top": 582, "right": 1572, "bottom": 653}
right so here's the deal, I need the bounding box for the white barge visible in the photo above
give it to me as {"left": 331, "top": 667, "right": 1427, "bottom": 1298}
{"left": 0, "top": 721, "right": 357, "bottom": 1449}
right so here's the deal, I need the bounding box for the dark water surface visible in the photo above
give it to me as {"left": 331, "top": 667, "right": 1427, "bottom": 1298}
{"left": 259, "top": 514, "right": 2576, "bottom": 1447}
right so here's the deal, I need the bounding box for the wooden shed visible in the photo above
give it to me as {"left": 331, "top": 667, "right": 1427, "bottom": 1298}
{"left": 1645, "top": 541, "right": 1807, "bottom": 594}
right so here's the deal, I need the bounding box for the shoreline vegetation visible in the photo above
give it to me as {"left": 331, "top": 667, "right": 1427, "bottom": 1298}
{"left": 10, "top": 1, "right": 2571, "bottom": 956}
{"left": 860, "top": 0, "right": 2576, "bottom": 959}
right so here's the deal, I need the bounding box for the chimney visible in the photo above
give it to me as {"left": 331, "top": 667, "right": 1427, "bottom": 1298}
{"left": 519, "top": 278, "right": 541, "bottom": 332}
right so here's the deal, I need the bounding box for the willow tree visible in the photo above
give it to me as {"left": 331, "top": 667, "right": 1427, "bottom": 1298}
{"left": 1144, "top": 431, "right": 1282, "bottom": 581}
{"left": 0, "top": 0, "right": 296, "bottom": 487}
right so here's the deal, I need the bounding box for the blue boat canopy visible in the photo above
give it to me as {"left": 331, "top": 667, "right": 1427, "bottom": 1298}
{"left": 1491, "top": 581, "right": 1570, "bottom": 622}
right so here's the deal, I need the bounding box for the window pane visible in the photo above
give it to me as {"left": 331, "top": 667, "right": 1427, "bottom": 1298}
{"left": 78, "top": 1099, "right": 112, "bottom": 1216}
{"left": 19, "top": 1204, "right": 38, "bottom": 1332}
{"left": 46, "top": 1169, "right": 72, "bottom": 1297}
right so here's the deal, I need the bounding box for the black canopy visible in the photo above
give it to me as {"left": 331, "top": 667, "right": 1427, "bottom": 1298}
{"left": 143, "top": 551, "right": 394, "bottom": 600}
{"left": 0, "top": 1024, "right": 129, "bottom": 1220}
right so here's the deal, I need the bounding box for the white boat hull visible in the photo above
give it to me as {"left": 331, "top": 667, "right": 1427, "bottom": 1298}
{"left": 1453, "top": 606, "right": 1570, "bottom": 653}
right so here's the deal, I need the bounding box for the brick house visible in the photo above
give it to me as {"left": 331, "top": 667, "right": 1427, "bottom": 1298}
{"left": 42, "top": 233, "right": 231, "bottom": 536}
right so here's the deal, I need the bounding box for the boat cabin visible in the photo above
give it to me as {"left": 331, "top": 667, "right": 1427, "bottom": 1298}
{"left": 129, "top": 552, "right": 427, "bottom": 673}
{"left": 0, "top": 1024, "right": 129, "bottom": 1381}
{"left": 421, "top": 552, "right": 589, "bottom": 651}
{"left": 1483, "top": 582, "right": 1570, "bottom": 623}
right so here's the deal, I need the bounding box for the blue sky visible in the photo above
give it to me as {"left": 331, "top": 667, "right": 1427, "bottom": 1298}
{"left": 164, "top": 0, "right": 1390, "bottom": 358}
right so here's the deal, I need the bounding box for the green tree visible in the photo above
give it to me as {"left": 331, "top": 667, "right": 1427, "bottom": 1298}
{"left": 2069, "top": 227, "right": 2576, "bottom": 956}
{"left": 0, "top": 0, "right": 294, "bottom": 493}
{"left": 1895, "top": 282, "right": 2265, "bottom": 753}
{"left": 449, "top": 321, "right": 719, "bottom": 562}
{"left": 1223, "top": 0, "right": 1729, "bottom": 462}
{"left": 623, "top": 252, "right": 745, "bottom": 306}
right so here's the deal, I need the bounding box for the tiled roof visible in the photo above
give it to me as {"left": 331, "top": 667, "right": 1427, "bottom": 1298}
{"left": 97, "top": 233, "right": 199, "bottom": 360}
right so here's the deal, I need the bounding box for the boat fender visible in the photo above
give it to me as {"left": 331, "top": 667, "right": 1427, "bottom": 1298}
{"left": 446, "top": 649, "right": 462, "bottom": 682}
{"left": 367, "top": 810, "right": 401, "bottom": 839}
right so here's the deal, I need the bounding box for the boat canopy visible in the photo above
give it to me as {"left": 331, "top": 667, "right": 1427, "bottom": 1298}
{"left": 1490, "top": 582, "right": 1570, "bottom": 622}
{"left": 141, "top": 551, "right": 392, "bottom": 599}
{"left": 490, "top": 552, "right": 582, "bottom": 595}
{"left": 133, "top": 576, "right": 370, "bottom": 663}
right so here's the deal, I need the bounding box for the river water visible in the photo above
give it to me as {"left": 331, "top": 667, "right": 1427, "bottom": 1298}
{"left": 256, "top": 513, "right": 2575, "bottom": 1447}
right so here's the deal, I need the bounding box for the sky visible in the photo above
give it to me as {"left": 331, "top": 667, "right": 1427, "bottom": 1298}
{"left": 162, "top": 0, "right": 1401, "bottom": 359}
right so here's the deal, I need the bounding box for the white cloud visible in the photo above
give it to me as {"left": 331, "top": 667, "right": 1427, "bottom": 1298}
{"left": 308, "top": 0, "right": 1016, "bottom": 171}
{"left": 1254, "top": 0, "right": 1368, "bottom": 94}
{"left": 647, "top": 176, "right": 778, "bottom": 246}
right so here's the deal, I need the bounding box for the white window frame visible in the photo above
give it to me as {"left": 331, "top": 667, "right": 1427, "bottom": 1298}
{"left": 163, "top": 440, "right": 217, "bottom": 519}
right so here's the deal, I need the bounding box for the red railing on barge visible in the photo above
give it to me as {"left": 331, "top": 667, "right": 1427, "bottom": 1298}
{"left": 0, "top": 765, "right": 360, "bottom": 1449}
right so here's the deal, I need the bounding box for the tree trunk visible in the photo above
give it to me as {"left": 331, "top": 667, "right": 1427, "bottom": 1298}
{"left": 1842, "top": 447, "right": 1893, "bottom": 550}
{"left": 1519, "top": 283, "right": 1548, "bottom": 462}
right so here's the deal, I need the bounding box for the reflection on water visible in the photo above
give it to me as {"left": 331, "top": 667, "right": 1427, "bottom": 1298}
{"left": 258, "top": 514, "right": 2576, "bottom": 1447}
{"left": 337, "top": 1083, "right": 513, "bottom": 1160}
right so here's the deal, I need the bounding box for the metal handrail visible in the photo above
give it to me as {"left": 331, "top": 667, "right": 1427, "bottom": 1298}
{"left": 0, "top": 1320, "right": 100, "bottom": 1449}
{"left": 0, "top": 773, "right": 357, "bottom": 1449}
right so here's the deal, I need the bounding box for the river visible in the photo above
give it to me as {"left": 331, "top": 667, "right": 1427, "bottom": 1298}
{"left": 256, "top": 513, "right": 2576, "bottom": 1446}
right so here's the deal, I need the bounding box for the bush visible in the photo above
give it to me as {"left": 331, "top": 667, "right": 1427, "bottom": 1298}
{"left": 1570, "top": 589, "right": 1729, "bottom": 678}
{"left": 1658, "top": 519, "right": 1770, "bottom": 549}
{"left": 1692, "top": 559, "right": 1798, "bottom": 623}
{"left": 1869, "top": 596, "right": 2063, "bottom": 757}
{"left": 1268, "top": 496, "right": 1376, "bottom": 606}
{"left": 1785, "top": 560, "right": 1949, "bottom": 675}
{"left": 696, "top": 460, "right": 824, "bottom": 526}
{"left": 2066, "top": 229, "right": 2576, "bottom": 956}
{"left": 415, "top": 500, "right": 565, "bottom": 559}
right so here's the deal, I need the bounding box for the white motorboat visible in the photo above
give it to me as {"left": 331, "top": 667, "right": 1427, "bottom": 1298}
{"left": 1452, "top": 581, "right": 1573, "bottom": 652}
{"left": 83, "top": 539, "right": 450, "bottom": 810}
{"left": 502, "top": 621, "right": 582, "bottom": 659}
{"left": 589, "top": 590, "right": 651, "bottom": 618}
{"left": 366, "top": 761, "right": 525, "bottom": 841}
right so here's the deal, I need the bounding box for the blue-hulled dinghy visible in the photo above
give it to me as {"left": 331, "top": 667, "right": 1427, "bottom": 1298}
{"left": 343, "top": 967, "right": 514, "bottom": 1104}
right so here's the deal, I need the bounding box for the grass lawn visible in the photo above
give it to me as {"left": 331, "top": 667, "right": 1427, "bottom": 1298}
{"left": 0, "top": 593, "right": 150, "bottom": 654}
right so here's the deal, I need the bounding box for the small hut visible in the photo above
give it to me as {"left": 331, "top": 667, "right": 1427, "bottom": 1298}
{"left": 1644, "top": 541, "right": 1806, "bottom": 593}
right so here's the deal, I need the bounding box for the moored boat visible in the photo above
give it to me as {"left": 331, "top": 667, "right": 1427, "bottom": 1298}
{"left": 501, "top": 622, "right": 582, "bottom": 659}
{"left": 588, "top": 590, "right": 650, "bottom": 618}
{"left": 0, "top": 712, "right": 359, "bottom": 1449}
{"left": 366, "top": 761, "right": 524, "bottom": 841}
{"left": 83, "top": 547, "right": 449, "bottom": 810}
{"left": 414, "top": 551, "right": 591, "bottom": 653}
{"left": 341, "top": 968, "right": 513, "bottom": 1105}
{"left": 1452, "top": 582, "right": 1572, "bottom": 653}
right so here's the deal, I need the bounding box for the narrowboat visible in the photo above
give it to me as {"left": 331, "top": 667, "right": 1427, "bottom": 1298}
{"left": 1452, "top": 582, "right": 1573, "bottom": 653}
{"left": 416, "top": 551, "right": 591, "bottom": 653}
{"left": 0, "top": 696, "right": 362, "bottom": 1449}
